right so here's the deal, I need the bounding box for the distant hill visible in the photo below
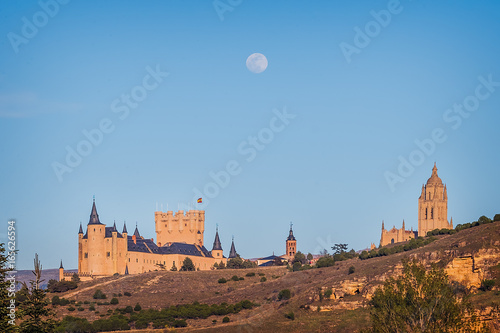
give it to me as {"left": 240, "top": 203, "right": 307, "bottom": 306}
{"left": 13, "top": 268, "right": 77, "bottom": 290}
{"left": 50, "top": 222, "right": 500, "bottom": 332}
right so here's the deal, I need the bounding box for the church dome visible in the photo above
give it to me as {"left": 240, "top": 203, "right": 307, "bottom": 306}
{"left": 426, "top": 163, "right": 443, "bottom": 185}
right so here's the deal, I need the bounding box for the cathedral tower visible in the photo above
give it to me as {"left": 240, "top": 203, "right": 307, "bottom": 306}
{"left": 418, "top": 163, "right": 452, "bottom": 237}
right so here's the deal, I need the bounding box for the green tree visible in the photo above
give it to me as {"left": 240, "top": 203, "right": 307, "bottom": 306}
{"left": 180, "top": 257, "right": 195, "bottom": 271}
{"left": 70, "top": 273, "right": 80, "bottom": 283}
{"left": 332, "top": 243, "right": 348, "bottom": 255}
{"left": 218, "top": 261, "right": 226, "bottom": 269}
{"left": 227, "top": 256, "right": 244, "bottom": 269}
{"left": 478, "top": 215, "right": 492, "bottom": 224}
{"left": 368, "top": 260, "right": 483, "bottom": 333}
{"left": 18, "top": 254, "right": 56, "bottom": 333}
{"left": 93, "top": 289, "right": 106, "bottom": 299}
{"left": 493, "top": 214, "right": 500, "bottom": 222}
{"left": 170, "top": 262, "right": 177, "bottom": 271}
{"left": 306, "top": 253, "right": 313, "bottom": 262}
{"left": 293, "top": 251, "right": 307, "bottom": 265}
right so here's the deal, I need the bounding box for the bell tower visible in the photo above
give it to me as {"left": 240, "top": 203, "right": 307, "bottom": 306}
{"left": 418, "top": 163, "right": 452, "bottom": 237}
{"left": 286, "top": 223, "right": 296, "bottom": 259}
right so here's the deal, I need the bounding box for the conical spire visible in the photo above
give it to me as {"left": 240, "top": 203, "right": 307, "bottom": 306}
{"left": 112, "top": 221, "right": 117, "bottom": 232}
{"left": 402, "top": 219, "right": 405, "bottom": 230}
{"left": 60, "top": 260, "right": 63, "bottom": 269}
{"left": 133, "top": 222, "right": 140, "bottom": 238}
{"left": 88, "top": 197, "right": 103, "bottom": 225}
{"left": 229, "top": 236, "right": 237, "bottom": 258}
{"left": 78, "top": 222, "right": 83, "bottom": 234}
{"left": 287, "top": 222, "right": 296, "bottom": 241}
{"left": 122, "top": 222, "right": 128, "bottom": 234}
{"left": 212, "top": 226, "right": 222, "bottom": 251}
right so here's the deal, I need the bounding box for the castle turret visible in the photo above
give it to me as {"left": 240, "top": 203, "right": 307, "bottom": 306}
{"left": 211, "top": 226, "right": 223, "bottom": 259}
{"left": 286, "top": 223, "right": 297, "bottom": 259}
{"left": 228, "top": 236, "right": 237, "bottom": 259}
{"left": 59, "top": 260, "right": 64, "bottom": 281}
{"left": 86, "top": 197, "right": 106, "bottom": 276}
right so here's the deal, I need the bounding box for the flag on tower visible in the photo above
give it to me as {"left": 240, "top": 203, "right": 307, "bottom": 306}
{"left": 197, "top": 198, "right": 202, "bottom": 203}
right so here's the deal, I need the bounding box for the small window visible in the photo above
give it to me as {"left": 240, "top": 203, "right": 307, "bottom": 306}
{"left": 84, "top": 253, "right": 88, "bottom": 258}
{"left": 106, "top": 252, "right": 110, "bottom": 257}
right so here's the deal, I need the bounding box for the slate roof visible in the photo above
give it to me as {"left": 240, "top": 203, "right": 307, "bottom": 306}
{"left": 88, "top": 200, "right": 103, "bottom": 225}
{"left": 127, "top": 236, "right": 211, "bottom": 257}
{"left": 105, "top": 227, "right": 123, "bottom": 238}
{"left": 212, "top": 229, "right": 222, "bottom": 251}
{"left": 229, "top": 239, "right": 237, "bottom": 258}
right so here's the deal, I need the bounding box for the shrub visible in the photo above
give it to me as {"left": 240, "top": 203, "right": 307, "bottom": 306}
{"left": 110, "top": 297, "right": 119, "bottom": 305}
{"left": 348, "top": 266, "right": 355, "bottom": 275}
{"left": 124, "top": 291, "right": 132, "bottom": 296}
{"left": 124, "top": 305, "right": 133, "bottom": 313}
{"left": 67, "top": 306, "right": 75, "bottom": 311}
{"left": 51, "top": 295, "right": 60, "bottom": 306}
{"left": 83, "top": 300, "right": 90, "bottom": 304}
{"left": 285, "top": 311, "right": 295, "bottom": 320}
{"left": 134, "top": 303, "right": 142, "bottom": 311}
{"left": 324, "top": 288, "right": 333, "bottom": 299}
{"left": 77, "top": 307, "right": 84, "bottom": 311}
{"left": 89, "top": 305, "right": 95, "bottom": 311}
{"left": 222, "top": 316, "right": 230, "bottom": 323}
{"left": 260, "top": 277, "right": 267, "bottom": 282}
{"left": 246, "top": 272, "right": 255, "bottom": 277}
{"left": 135, "top": 319, "right": 149, "bottom": 329}
{"left": 480, "top": 279, "right": 496, "bottom": 291}
{"left": 212, "top": 319, "right": 217, "bottom": 324}
{"left": 278, "top": 289, "right": 291, "bottom": 301}
{"left": 231, "top": 275, "right": 239, "bottom": 281}
{"left": 173, "top": 319, "right": 187, "bottom": 327}
{"left": 218, "top": 278, "right": 227, "bottom": 284}
{"left": 494, "top": 214, "right": 500, "bottom": 222}
{"left": 239, "top": 277, "right": 244, "bottom": 280}
{"left": 258, "top": 273, "right": 265, "bottom": 276}
{"left": 93, "top": 289, "right": 107, "bottom": 299}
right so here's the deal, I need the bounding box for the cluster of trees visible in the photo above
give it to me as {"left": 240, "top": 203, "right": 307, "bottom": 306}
{"left": 46, "top": 274, "right": 79, "bottom": 293}
{"left": 360, "top": 236, "right": 436, "bottom": 260}
{"left": 455, "top": 214, "right": 500, "bottom": 232}
{"left": 291, "top": 244, "right": 358, "bottom": 271}
{"left": 368, "top": 260, "right": 487, "bottom": 332}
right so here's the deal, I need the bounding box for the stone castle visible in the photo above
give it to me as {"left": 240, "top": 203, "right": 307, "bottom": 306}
{"left": 75, "top": 199, "right": 237, "bottom": 280}
{"left": 380, "top": 163, "right": 453, "bottom": 246}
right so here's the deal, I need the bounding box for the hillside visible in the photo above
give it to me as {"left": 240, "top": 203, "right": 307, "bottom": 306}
{"left": 51, "top": 221, "right": 500, "bottom": 332}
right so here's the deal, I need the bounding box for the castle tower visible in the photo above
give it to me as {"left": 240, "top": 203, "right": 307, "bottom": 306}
{"left": 418, "top": 163, "right": 452, "bottom": 237}
{"left": 85, "top": 198, "right": 106, "bottom": 275}
{"left": 286, "top": 223, "right": 296, "bottom": 259}
{"left": 59, "top": 260, "right": 64, "bottom": 281}
{"left": 154, "top": 210, "right": 205, "bottom": 247}
{"left": 211, "top": 226, "right": 223, "bottom": 259}
{"left": 78, "top": 222, "right": 83, "bottom": 273}
{"left": 228, "top": 236, "right": 237, "bottom": 259}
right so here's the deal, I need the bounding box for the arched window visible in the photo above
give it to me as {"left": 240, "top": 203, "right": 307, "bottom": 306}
{"left": 391, "top": 239, "right": 395, "bottom": 244}
{"left": 425, "top": 208, "right": 428, "bottom": 219}
{"left": 431, "top": 208, "right": 434, "bottom": 219}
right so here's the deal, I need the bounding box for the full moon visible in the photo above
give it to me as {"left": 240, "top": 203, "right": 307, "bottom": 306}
{"left": 246, "top": 53, "right": 268, "bottom": 74}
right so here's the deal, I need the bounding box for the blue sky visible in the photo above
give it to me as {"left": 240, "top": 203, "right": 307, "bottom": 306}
{"left": 1, "top": 0, "right": 499, "bottom": 269}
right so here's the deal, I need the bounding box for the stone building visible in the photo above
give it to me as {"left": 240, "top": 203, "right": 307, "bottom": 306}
{"left": 76, "top": 199, "right": 228, "bottom": 280}
{"left": 380, "top": 163, "right": 453, "bottom": 247}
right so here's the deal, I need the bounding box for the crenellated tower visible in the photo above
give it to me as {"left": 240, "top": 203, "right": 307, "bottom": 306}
{"left": 418, "top": 163, "right": 453, "bottom": 237}
{"left": 155, "top": 210, "right": 205, "bottom": 247}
